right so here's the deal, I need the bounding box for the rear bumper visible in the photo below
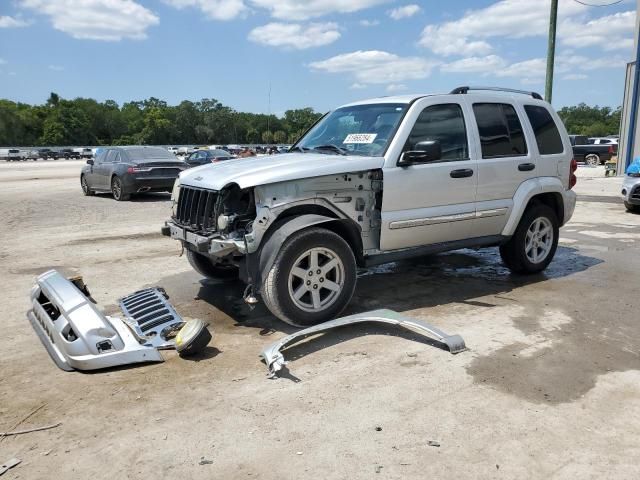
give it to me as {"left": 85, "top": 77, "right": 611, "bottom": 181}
{"left": 123, "top": 175, "right": 177, "bottom": 193}
{"left": 562, "top": 189, "right": 577, "bottom": 225}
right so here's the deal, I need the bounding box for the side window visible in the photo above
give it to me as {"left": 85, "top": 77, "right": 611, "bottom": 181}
{"left": 95, "top": 151, "right": 107, "bottom": 164}
{"left": 473, "top": 103, "right": 528, "bottom": 158}
{"left": 524, "top": 105, "right": 564, "bottom": 155}
{"left": 113, "top": 152, "right": 121, "bottom": 163}
{"left": 404, "top": 103, "right": 469, "bottom": 161}
{"left": 105, "top": 150, "right": 118, "bottom": 163}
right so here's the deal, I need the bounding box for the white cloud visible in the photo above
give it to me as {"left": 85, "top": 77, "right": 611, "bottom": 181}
{"left": 350, "top": 82, "right": 367, "bottom": 89}
{"left": 386, "top": 83, "right": 407, "bottom": 92}
{"left": 20, "top": 0, "right": 159, "bottom": 40}
{"left": 248, "top": 22, "right": 340, "bottom": 49}
{"left": 0, "top": 58, "right": 6, "bottom": 65}
{"left": 250, "top": 0, "right": 388, "bottom": 21}
{"left": 441, "top": 55, "right": 507, "bottom": 74}
{"left": 495, "top": 58, "right": 547, "bottom": 78}
{"left": 162, "top": 0, "right": 246, "bottom": 21}
{"left": 48, "top": 64, "right": 64, "bottom": 71}
{"left": 388, "top": 4, "right": 420, "bottom": 20}
{"left": 562, "top": 73, "right": 588, "bottom": 81}
{"left": 359, "top": 19, "right": 379, "bottom": 27}
{"left": 559, "top": 11, "right": 636, "bottom": 52}
{"left": 556, "top": 54, "right": 628, "bottom": 72}
{"left": 0, "top": 15, "right": 30, "bottom": 28}
{"left": 419, "top": 0, "right": 635, "bottom": 57}
{"left": 309, "top": 50, "right": 438, "bottom": 85}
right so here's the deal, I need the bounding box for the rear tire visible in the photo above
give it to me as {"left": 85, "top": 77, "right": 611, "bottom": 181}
{"left": 585, "top": 154, "right": 600, "bottom": 167}
{"left": 261, "top": 227, "right": 357, "bottom": 327}
{"left": 625, "top": 201, "right": 640, "bottom": 213}
{"left": 186, "top": 249, "right": 239, "bottom": 280}
{"left": 111, "top": 176, "right": 130, "bottom": 201}
{"left": 500, "top": 203, "right": 559, "bottom": 274}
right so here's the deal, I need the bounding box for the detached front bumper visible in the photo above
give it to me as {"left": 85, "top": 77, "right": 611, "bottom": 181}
{"left": 162, "top": 221, "right": 245, "bottom": 257}
{"left": 27, "top": 270, "right": 163, "bottom": 371}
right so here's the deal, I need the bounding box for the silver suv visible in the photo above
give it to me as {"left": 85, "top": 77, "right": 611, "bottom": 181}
{"left": 162, "top": 87, "right": 577, "bottom": 326}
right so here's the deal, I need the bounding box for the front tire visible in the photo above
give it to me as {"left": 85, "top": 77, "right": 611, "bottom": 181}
{"left": 261, "top": 227, "right": 357, "bottom": 327}
{"left": 625, "top": 201, "right": 640, "bottom": 213}
{"left": 500, "top": 204, "right": 559, "bottom": 274}
{"left": 186, "top": 249, "right": 239, "bottom": 279}
{"left": 80, "top": 175, "right": 94, "bottom": 196}
{"left": 585, "top": 154, "right": 600, "bottom": 167}
{"left": 111, "top": 176, "right": 130, "bottom": 201}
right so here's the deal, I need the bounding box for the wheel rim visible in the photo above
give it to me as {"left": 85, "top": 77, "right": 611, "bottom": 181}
{"left": 112, "top": 178, "right": 121, "bottom": 199}
{"left": 525, "top": 217, "right": 553, "bottom": 264}
{"left": 586, "top": 154, "right": 598, "bottom": 166}
{"left": 287, "top": 247, "right": 345, "bottom": 313}
{"left": 81, "top": 176, "right": 88, "bottom": 193}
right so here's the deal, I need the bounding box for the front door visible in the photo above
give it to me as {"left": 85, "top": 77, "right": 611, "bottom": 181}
{"left": 380, "top": 100, "right": 478, "bottom": 251}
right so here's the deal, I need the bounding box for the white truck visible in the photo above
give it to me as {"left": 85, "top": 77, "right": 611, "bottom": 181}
{"left": 0, "top": 148, "right": 24, "bottom": 161}
{"left": 162, "top": 87, "right": 577, "bottom": 326}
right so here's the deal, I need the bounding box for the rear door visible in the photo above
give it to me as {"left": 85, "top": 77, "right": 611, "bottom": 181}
{"left": 95, "top": 149, "right": 118, "bottom": 189}
{"left": 470, "top": 101, "right": 535, "bottom": 236}
{"left": 380, "top": 99, "right": 477, "bottom": 250}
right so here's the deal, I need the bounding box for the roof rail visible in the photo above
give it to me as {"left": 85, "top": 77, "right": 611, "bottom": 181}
{"left": 450, "top": 86, "right": 543, "bottom": 101}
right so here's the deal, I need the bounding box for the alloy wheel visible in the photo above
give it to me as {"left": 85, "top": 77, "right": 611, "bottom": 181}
{"left": 525, "top": 217, "right": 553, "bottom": 264}
{"left": 287, "top": 247, "right": 345, "bottom": 312}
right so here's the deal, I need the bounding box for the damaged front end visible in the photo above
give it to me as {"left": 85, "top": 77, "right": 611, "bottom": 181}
{"left": 27, "top": 270, "right": 184, "bottom": 371}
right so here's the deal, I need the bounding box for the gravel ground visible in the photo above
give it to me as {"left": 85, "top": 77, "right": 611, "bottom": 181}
{"left": 0, "top": 160, "right": 639, "bottom": 479}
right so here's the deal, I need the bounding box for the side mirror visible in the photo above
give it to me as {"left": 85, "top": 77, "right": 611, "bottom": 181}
{"left": 86, "top": 159, "right": 94, "bottom": 165}
{"left": 398, "top": 140, "right": 442, "bottom": 167}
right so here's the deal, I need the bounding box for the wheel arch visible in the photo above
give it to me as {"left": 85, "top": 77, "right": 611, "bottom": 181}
{"left": 502, "top": 178, "right": 566, "bottom": 237}
{"left": 252, "top": 213, "right": 362, "bottom": 293}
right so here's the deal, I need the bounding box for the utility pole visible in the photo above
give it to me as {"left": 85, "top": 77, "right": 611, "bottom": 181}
{"left": 545, "top": 0, "right": 559, "bottom": 103}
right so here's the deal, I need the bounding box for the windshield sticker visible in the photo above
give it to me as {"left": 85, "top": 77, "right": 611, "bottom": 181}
{"left": 343, "top": 133, "right": 377, "bottom": 144}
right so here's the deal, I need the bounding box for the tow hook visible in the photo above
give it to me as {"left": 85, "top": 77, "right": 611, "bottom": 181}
{"left": 243, "top": 284, "right": 259, "bottom": 307}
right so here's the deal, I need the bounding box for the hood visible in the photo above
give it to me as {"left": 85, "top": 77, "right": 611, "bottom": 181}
{"left": 178, "top": 152, "right": 384, "bottom": 190}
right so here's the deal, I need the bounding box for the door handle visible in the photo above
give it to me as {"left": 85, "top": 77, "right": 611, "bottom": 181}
{"left": 450, "top": 168, "right": 474, "bottom": 178}
{"left": 518, "top": 163, "right": 535, "bottom": 172}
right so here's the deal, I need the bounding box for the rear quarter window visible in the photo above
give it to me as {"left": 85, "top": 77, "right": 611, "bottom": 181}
{"left": 524, "top": 105, "right": 564, "bottom": 155}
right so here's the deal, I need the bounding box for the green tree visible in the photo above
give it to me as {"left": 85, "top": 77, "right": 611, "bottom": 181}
{"left": 273, "top": 130, "right": 287, "bottom": 143}
{"left": 261, "top": 130, "right": 274, "bottom": 144}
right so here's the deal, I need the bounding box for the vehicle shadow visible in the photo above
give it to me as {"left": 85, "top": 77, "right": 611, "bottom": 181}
{"left": 186, "top": 245, "right": 602, "bottom": 338}
{"left": 91, "top": 192, "right": 171, "bottom": 202}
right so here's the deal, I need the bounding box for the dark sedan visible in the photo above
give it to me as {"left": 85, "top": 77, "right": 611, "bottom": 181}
{"left": 80, "top": 146, "right": 186, "bottom": 201}
{"left": 185, "top": 149, "right": 234, "bottom": 168}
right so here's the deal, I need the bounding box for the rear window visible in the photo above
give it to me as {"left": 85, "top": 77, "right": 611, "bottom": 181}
{"left": 9, "top": 149, "right": 19, "bottom": 153}
{"left": 473, "top": 103, "right": 528, "bottom": 158}
{"left": 524, "top": 105, "right": 564, "bottom": 155}
{"left": 124, "top": 147, "right": 176, "bottom": 161}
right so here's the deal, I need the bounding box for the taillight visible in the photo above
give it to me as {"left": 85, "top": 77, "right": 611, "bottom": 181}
{"left": 608, "top": 145, "right": 614, "bottom": 154}
{"left": 211, "top": 158, "right": 221, "bottom": 163}
{"left": 569, "top": 158, "right": 578, "bottom": 190}
{"left": 127, "top": 166, "right": 153, "bottom": 173}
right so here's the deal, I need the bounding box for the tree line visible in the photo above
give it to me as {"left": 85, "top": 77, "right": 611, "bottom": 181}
{"left": 0, "top": 93, "right": 622, "bottom": 147}
{"left": 0, "top": 93, "right": 323, "bottom": 147}
{"left": 556, "top": 104, "right": 621, "bottom": 137}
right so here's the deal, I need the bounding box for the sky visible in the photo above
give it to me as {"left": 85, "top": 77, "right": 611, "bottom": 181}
{"left": 0, "top": 0, "right": 637, "bottom": 115}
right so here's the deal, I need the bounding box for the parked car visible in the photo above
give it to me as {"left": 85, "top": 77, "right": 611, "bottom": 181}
{"left": 0, "top": 149, "right": 24, "bottom": 161}
{"left": 622, "top": 158, "right": 640, "bottom": 213}
{"left": 36, "top": 148, "right": 57, "bottom": 160}
{"left": 588, "top": 137, "right": 618, "bottom": 156}
{"left": 26, "top": 150, "right": 41, "bottom": 161}
{"left": 74, "top": 147, "right": 94, "bottom": 159}
{"left": 81, "top": 146, "right": 187, "bottom": 201}
{"left": 569, "top": 135, "right": 615, "bottom": 166}
{"left": 167, "top": 147, "right": 179, "bottom": 155}
{"left": 162, "top": 86, "right": 577, "bottom": 326}
{"left": 185, "top": 149, "right": 234, "bottom": 168}
{"left": 58, "top": 148, "right": 80, "bottom": 159}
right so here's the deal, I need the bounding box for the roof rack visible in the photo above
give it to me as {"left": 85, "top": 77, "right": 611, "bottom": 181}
{"left": 450, "top": 86, "right": 543, "bottom": 101}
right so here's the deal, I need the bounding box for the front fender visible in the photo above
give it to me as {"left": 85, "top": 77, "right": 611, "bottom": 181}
{"left": 501, "top": 177, "right": 567, "bottom": 237}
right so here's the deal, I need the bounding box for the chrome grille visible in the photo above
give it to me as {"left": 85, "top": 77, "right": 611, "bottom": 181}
{"left": 174, "top": 186, "right": 218, "bottom": 232}
{"left": 119, "top": 287, "right": 184, "bottom": 348}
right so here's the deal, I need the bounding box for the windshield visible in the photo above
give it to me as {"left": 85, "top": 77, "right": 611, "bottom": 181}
{"left": 295, "top": 103, "right": 408, "bottom": 156}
